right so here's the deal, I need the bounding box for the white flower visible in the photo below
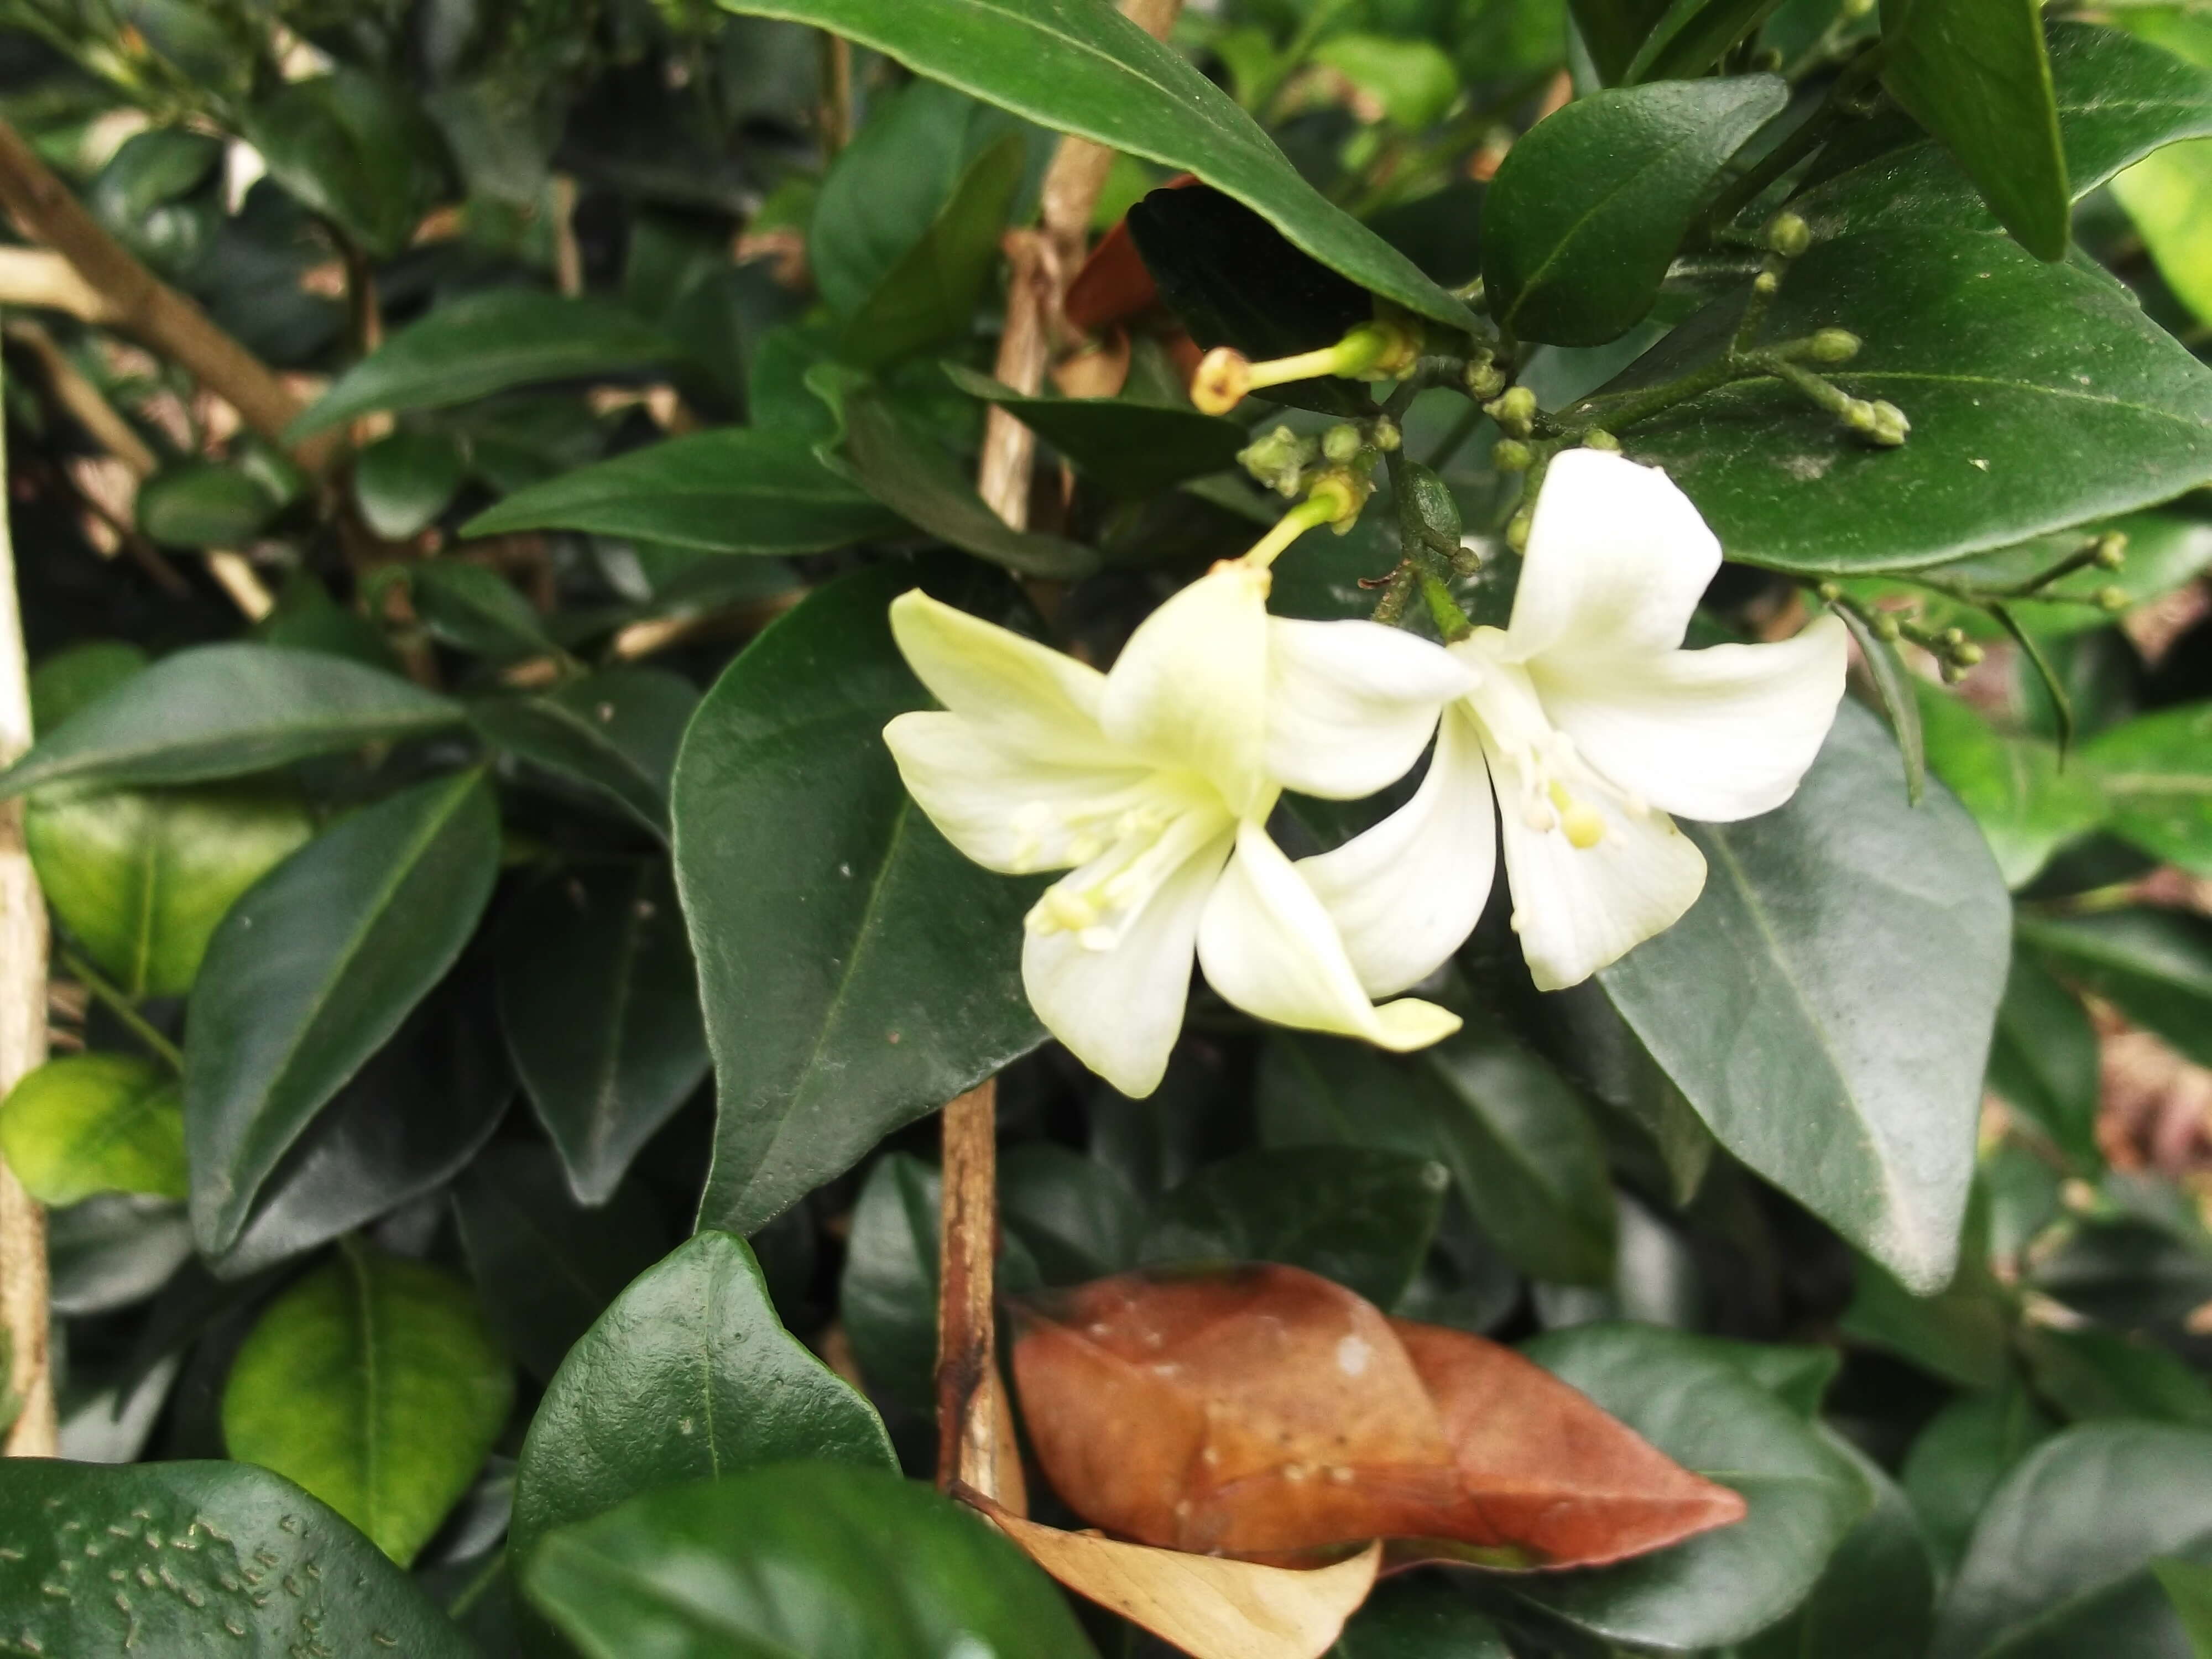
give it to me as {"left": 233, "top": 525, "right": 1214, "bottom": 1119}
{"left": 883, "top": 562, "right": 1473, "bottom": 1097}
{"left": 1301, "top": 447, "right": 1850, "bottom": 995}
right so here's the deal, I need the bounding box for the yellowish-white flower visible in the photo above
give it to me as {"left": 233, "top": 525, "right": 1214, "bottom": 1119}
{"left": 883, "top": 562, "right": 1472, "bottom": 1097}
{"left": 1301, "top": 447, "right": 1850, "bottom": 994}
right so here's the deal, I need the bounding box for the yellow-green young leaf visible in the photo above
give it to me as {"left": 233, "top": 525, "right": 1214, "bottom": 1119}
{"left": 2113, "top": 139, "right": 2212, "bottom": 327}
{"left": 25, "top": 784, "right": 314, "bottom": 998}
{"left": 1309, "top": 34, "right": 1462, "bottom": 128}
{"left": 0, "top": 1053, "right": 186, "bottom": 1206}
{"left": 2086, "top": 703, "right": 2212, "bottom": 875}
{"left": 222, "top": 1243, "right": 513, "bottom": 1566}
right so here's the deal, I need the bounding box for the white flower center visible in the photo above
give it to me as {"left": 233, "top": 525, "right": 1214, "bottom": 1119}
{"left": 1021, "top": 775, "right": 1232, "bottom": 952}
{"left": 1458, "top": 630, "right": 1642, "bottom": 851}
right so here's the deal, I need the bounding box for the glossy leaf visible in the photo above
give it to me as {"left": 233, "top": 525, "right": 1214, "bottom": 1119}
{"left": 292, "top": 290, "right": 680, "bottom": 436}
{"left": 25, "top": 782, "right": 313, "bottom": 997}
{"left": 405, "top": 559, "right": 559, "bottom": 662}
{"left": 525, "top": 1462, "right": 1100, "bottom": 1658}
{"left": 1741, "top": 1437, "right": 1938, "bottom": 1659}
{"left": 221, "top": 1243, "right": 510, "bottom": 1566}
{"left": 2088, "top": 703, "right": 2212, "bottom": 876}
{"left": 509, "top": 1231, "right": 894, "bottom": 1575}
{"left": 1917, "top": 684, "right": 2102, "bottom": 887}
{"left": 0, "top": 644, "right": 461, "bottom": 797}
{"left": 1625, "top": 0, "right": 1787, "bottom": 82}
{"left": 673, "top": 565, "right": 1046, "bottom": 1237}
{"left": 353, "top": 429, "right": 467, "bottom": 540}
{"left": 1839, "top": 1251, "right": 2012, "bottom": 1389}
{"left": 841, "top": 1152, "right": 951, "bottom": 1411}
{"left": 710, "top": 0, "right": 1475, "bottom": 332}
{"left": 0, "top": 1053, "right": 186, "bottom": 1207}
{"left": 472, "top": 667, "right": 697, "bottom": 839}
{"left": 1933, "top": 1423, "right": 2212, "bottom": 1658}
{"left": 46, "top": 1192, "right": 195, "bottom": 1315}
{"left": 1141, "top": 1147, "right": 1449, "bottom": 1309}
{"left": 245, "top": 69, "right": 450, "bottom": 258}
{"left": 498, "top": 861, "right": 709, "bottom": 1205}
{"left": 1483, "top": 76, "right": 1786, "bottom": 345}
{"left": 2021, "top": 1324, "right": 2212, "bottom": 1427}
{"left": 1572, "top": 0, "right": 1677, "bottom": 83}
{"left": 1011, "top": 1265, "right": 1744, "bottom": 1566}
{"left": 135, "top": 462, "right": 281, "bottom": 548}
{"left": 1988, "top": 946, "right": 2102, "bottom": 1170}
{"left": 842, "top": 133, "right": 1025, "bottom": 369}
{"left": 1331, "top": 1578, "right": 1511, "bottom": 1658}
{"left": 2020, "top": 908, "right": 2212, "bottom": 1068}
{"left": 944, "top": 362, "right": 1249, "bottom": 495}
{"left": 1902, "top": 1383, "right": 2054, "bottom": 1573}
{"left": 184, "top": 771, "right": 502, "bottom": 1253}
{"left": 1001, "top": 1142, "right": 1145, "bottom": 1286}
{"left": 1600, "top": 705, "right": 2012, "bottom": 1291}
{"left": 0, "top": 1458, "right": 475, "bottom": 1655}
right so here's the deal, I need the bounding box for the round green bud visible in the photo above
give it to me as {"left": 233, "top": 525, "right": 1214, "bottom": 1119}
{"left": 1953, "top": 640, "right": 1984, "bottom": 667}
{"left": 1810, "top": 328, "right": 1860, "bottom": 364}
{"left": 1841, "top": 399, "right": 1878, "bottom": 434}
{"left": 1767, "top": 213, "right": 1811, "bottom": 258}
{"left": 1493, "top": 439, "right": 1534, "bottom": 472}
{"left": 2094, "top": 531, "right": 2128, "bottom": 569}
{"left": 1505, "top": 508, "right": 1532, "bottom": 553}
{"left": 1582, "top": 429, "right": 1621, "bottom": 452}
{"left": 1753, "top": 270, "right": 1781, "bottom": 297}
{"left": 1369, "top": 418, "right": 1403, "bottom": 453}
{"left": 1940, "top": 658, "right": 1968, "bottom": 685}
{"left": 2098, "top": 584, "right": 2130, "bottom": 612}
{"left": 1872, "top": 612, "right": 1902, "bottom": 642}
{"left": 1869, "top": 400, "right": 1911, "bottom": 446}
{"left": 1752, "top": 46, "right": 1783, "bottom": 71}
{"left": 1938, "top": 626, "right": 1967, "bottom": 649}
{"left": 1464, "top": 362, "right": 1507, "bottom": 400}
{"left": 1486, "top": 385, "right": 1537, "bottom": 437}
{"left": 1322, "top": 423, "right": 1364, "bottom": 463}
{"left": 1816, "top": 580, "right": 1842, "bottom": 603}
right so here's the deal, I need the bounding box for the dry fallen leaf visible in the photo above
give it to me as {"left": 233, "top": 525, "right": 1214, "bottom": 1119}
{"left": 1010, "top": 1264, "right": 1745, "bottom": 1570}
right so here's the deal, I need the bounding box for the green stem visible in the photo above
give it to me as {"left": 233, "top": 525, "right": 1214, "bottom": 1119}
{"left": 1703, "top": 44, "right": 1886, "bottom": 233}
{"left": 61, "top": 948, "right": 182, "bottom": 1074}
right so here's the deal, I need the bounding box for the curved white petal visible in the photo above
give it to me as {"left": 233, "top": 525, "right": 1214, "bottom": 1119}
{"left": 1506, "top": 450, "right": 1722, "bottom": 661}
{"left": 889, "top": 589, "right": 1120, "bottom": 764}
{"left": 1535, "top": 615, "right": 1849, "bottom": 823}
{"left": 1265, "top": 617, "right": 1477, "bottom": 800}
{"left": 1296, "top": 707, "right": 1498, "bottom": 997}
{"left": 1024, "top": 825, "right": 1234, "bottom": 1098}
{"left": 1101, "top": 564, "right": 1271, "bottom": 815}
{"left": 883, "top": 711, "right": 1159, "bottom": 875}
{"left": 1198, "top": 821, "right": 1461, "bottom": 1052}
{"left": 1491, "top": 740, "right": 1708, "bottom": 992}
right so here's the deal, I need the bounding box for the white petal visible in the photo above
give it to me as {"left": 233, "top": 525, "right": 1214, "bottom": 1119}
{"left": 1296, "top": 707, "right": 1498, "bottom": 997}
{"left": 1101, "top": 564, "right": 1271, "bottom": 815}
{"left": 1023, "top": 826, "right": 1234, "bottom": 1098}
{"left": 1265, "top": 618, "right": 1477, "bottom": 800}
{"left": 1490, "top": 741, "right": 1707, "bottom": 992}
{"left": 1506, "top": 449, "right": 1721, "bottom": 661}
{"left": 889, "top": 589, "right": 1121, "bottom": 764}
{"left": 1535, "top": 614, "right": 1849, "bottom": 823}
{"left": 1197, "top": 822, "right": 1461, "bottom": 1052}
{"left": 883, "top": 711, "right": 1157, "bottom": 875}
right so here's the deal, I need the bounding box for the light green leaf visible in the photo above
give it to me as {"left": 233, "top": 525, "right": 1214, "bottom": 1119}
{"left": 0, "top": 1053, "right": 186, "bottom": 1206}
{"left": 1917, "top": 683, "right": 2104, "bottom": 887}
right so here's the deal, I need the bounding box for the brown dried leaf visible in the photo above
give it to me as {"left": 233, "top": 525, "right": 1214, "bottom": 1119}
{"left": 1011, "top": 1265, "right": 1745, "bottom": 1570}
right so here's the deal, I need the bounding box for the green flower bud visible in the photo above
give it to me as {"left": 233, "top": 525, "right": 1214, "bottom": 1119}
{"left": 1767, "top": 213, "right": 1811, "bottom": 258}
{"left": 1810, "top": 328, "right": 1860, "bottom": 364}
{"left": 1322, "top": 423, "right": 1365, "bottom": 463}
{"left": 2094, "top": 531, "right": 2128, "bottom": 569}
{"left": 1582, "top": 429, "right": 1621, "bottom": 452}
{"left": 1940, "top": 658, "right": 1968, "bottom": 685}
{"left": 1493, "top": 439, "right": 1534, "bottom": 472}
{"left": 1872, "top": 612, "right": 1902, "bottom": 642}
{"left": 1868, "top": 401, "right": 1910, "bottom": 446}
{"left": 1753, "top": 269, "right": 1781, "bottom": 297}
{"left": 1952, "top": 640, "right": 1984, "bottom": 667}
{"left": 1505, "top": 508, "right": 1532, "bottom": 553}
{"left": 1369, "top": 418, "right": 1403, "bottom": 453}
{"left": 1464, "top": 362, "right": 1507, "bottom": 400}
{"left": 2098, "top": 584, "right": 2130, "bottom": 612}
{"left": 1938, "top": 626, "right": 1967, "bottom": 650}
{"left": 1841, "top": 398, "right": 1879, "bottom": 434}
{"left": 1485, "top": 385, "right": 1537, "bottom": 437}
{"left": 1816, "top": 581, "right": 1842, "bottom": 603}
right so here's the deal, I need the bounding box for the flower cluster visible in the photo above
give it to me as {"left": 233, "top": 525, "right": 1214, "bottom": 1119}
{"left": 884, "top": 450, "right": 1848, "bottom": 1097}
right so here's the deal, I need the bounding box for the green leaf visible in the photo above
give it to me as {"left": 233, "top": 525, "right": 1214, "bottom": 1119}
{"left": 2087, "top": 703, "right": 2212, "bottom": 876}
{"left": 87, "top": 128, "right": 222, "bottom": 278}
{"left": 842, "top": 133, "right": 1025, "bottom": 369}
{"left": 498, "top": 861, "right": 709, "bottom": 1206}
{"left": 1624, "top": 0, "right": 1787, "bottom": 83}
{"left": 244, "top": 69, "right": 450, "bottom": 259}
{"left": 710, "top": 0, "right": 1476, "bottom": 333}
{"left": 943, "top": 362, "right": 1249, "bottom": 495}
{"left": 2158, "top": 1558, "right": 2212, "bottom": 1659}
{"left": 1331, "top": 1578, "right": 1512, "bottom": 1657}
{"left": 0, "top": 1053, "right": 186, "bottom": 1206}
{"left": 2020, "top": 908, "right": 2212, "bottom": 1068}
{"left": 1483, "top": 76, "right": 1785, "bottom": 346}
{"left": 1916, "top": 684, "right": 2103, "bottom": 887}
{"left": 1902, "top": 1383, "right": 2054, "bottom": 1573}
{"left": 1141, "top": 1146, "right": 1448, "bottom": 1308}
{"left": 0, "top": 1457, "right": 476, "bottom": 1655}
{"left": 452, "top": 1142, "right": 670, "bottom": 1382}
{"left": 841, "top": 1151, "right": 949, "bottom": 1411}
{"left": 1988, "top": 945, "right": 2102, "bottom": 1170}
{"left": 25, "top": 782, "right": 313, "bottom": 998}
{"left": 1310, "top": 34, "right": 1462, "bottom": 128}
{"left": 1001, "top": 1143, "right": 1144, "bottom": 1285}
{"left": 524, "top": 1461, "right": 1100, "bottom": 1658}
{"left": 472, "top": 667, "right": 697, "bottom": 839}
{"left": 46, "top": 1192, "right": 193, "bottom": 1316}
{"left": 0, "top": 644, "right": 462, "bottom": 797}
{"left": 292, "top": 290, "right": 680, "bottom": 436}
{"left": 461, "top": 425, "right": 902, "bottom": 553}
{"left": 2021, "top": 1324, "right": 2212, "bottom": 1428}
{"left": 1502, "top": 1323, "right": 1871, "bottom": 1648}
{"left": 1881, "top": 0, "right": 2068, "bottom": 259}
{"left": 1571, "top": 0, "right": 1677, "bottom": 84}
{"left": 220, "top": 1241, "right": 512, "bottom": 1566}
{"left": 1839, "top": 1250, "right": 2012, "bottom": 1389}
{"left": 674, "top": 565, "right": 1047, "bottom": 1236}
{"left": 1932, "top": 1423, "right": 2212, "bottom": 1658}
{"left": 1835, "top": 604, "right": 1925, "bottom": 801}
{"left": 353, "top": 429, "right": 468, "bottom": 540}
{"left": 1600, "top": 704, "right": 2013, "bottom": 1292}
{"left": 510, "top": 1231, "right": 894, "bottom": 1576}
{"left": 811, "top": 367, "right": 1098, "bottom": 578}
{"left": 404, "top": 558, "right": 559, "bottom": 662}
{"left": 184, "top": 770, "right": 501, "bottom": 1253}
{"left": 1699, "top": 1337, "right": 1842, "bottom": 1416}
{"left": 2115, "top": 138, "right": 2212, "bottom": 327}
{"left": 1741, "top": 1436, "right": 1938, "bottom": 1659}
{"left": 28, "top": 640, "right": 147, "bottom": 732}
{"left": 136, "top": 462, "right": 281, "bottom": 548}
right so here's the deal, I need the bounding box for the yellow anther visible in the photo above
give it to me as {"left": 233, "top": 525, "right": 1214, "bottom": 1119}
{"left": 1563, "top": 804, "right": 1606, "bottom": 849}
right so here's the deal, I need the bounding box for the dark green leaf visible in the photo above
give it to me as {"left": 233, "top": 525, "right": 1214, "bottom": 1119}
{"left": 1835, "top": 604, "right": 1925, "bottom": 802}
{"left": 712, "top": 0, "right": 1475, "bottom": 332}
{"left": 353, "top": 430, "right": 468, "bottom": 540}
{"left": 1569, "top": 0, "right": 1674, "bottom": 83}
{"left": 2020, "top": 908, "right": 2212, "bottom": 1068}
{"left": 525, "top": 1461, "right": 1099, "bottom": 1658}
{"left": 498, "top": 862, "right": 709, "bottom": 1206}
{"left": 1839, "top": 1250, "right": 2013, "bottom": 1389}
{"left": 220, "top": 1242, "right": 511, "bottom": 1566}
{"left": 1141, "top": 1146, "right": 1448, "bottom": 1308}
{"left": 461, "top": 426, "right": 902, "bottom": 553}
{"left": 510, "top": 1232, "right": 894, "bottom": 1575}
{"left": 244, "top": 69, "right": 450, "bottom": 258}
{"left": 87, "top": 128, "right": 223, "bottom": 278}
{"left": 0, "top": 1458, "right": 476, "bottom": 1655}
{"left": 136, "top": 462, "right": 281, "bottom": 548}
{"left": 0, "top": 1053, "right": 186, "bottom": 1207}
{"left": 1741, "top": 1436, "right": 1938, "bottom": 1659}
{"left": 1501, "top": 1323, "right": 1871, "bottom": 1648}
{"left": 674, "top": 565, "right": 1047, "bottom": 1236}
{"left": 841, "top": 1151, "right": 947, "bottom": 1411}
{"left": 2088, "top": 704, "right": 2212, "bottom": 877}
{"left": 25, "top": 782, "right": 312, "bottom": 998}
{"left": 1988, "top": 946, "right": 2102, "bottom": 1170}
{"left": 842, "top": 134, "right": 1025, "bottom": 369}
{"left": 1599, "top": 704, "right": 2012, "bottom": 1292}
{"left": 292, "top": 290, "right": 680, "bottom": 436}
{"left": 46, "top": 1192, "right": 194, "bottom": 1316}
{"left": 1000, "top": 1142, "right": 1144, "bottom": 1285}
{"left": 184, "top": 771, "right": 501, "bottom": 1253}
{"left": 472, "top": 667, "right": 697, "bottom": 839}
{"left": 1625, "top": 0, "right": 1786, "bottom": 82}
{"left": 28, "top": 640, "right": 147, "bottom": 732}
{"left": 1902, "top": 1383, "right": 2054, "bottom": 1573}
{"left": 1484, "top": 76, "right": 1785, "bottom": 345}
{"left": 1932, "top": 1423, "right": 2212, "bottom": 1659}
{"left": 406, "top": 559, "right": 559, "bottom": 662}
{"left": 2021, "top": 1325, "right": 2212, "bottom": 1427}
{"left": 0, "top": 644, "right": 462, "bottom": 797}
{"left": 1881, "top": 0, "right": 2068, "bottom": 259}
{"left": 1699, "top": 1337, "right": 1842, "bottom": 1416}
{"left": 943, "top": 362, "right": 1249, "bottom": 494}
{"left": 1331, "top": 1578, "right": 1511, "bottom": 1657}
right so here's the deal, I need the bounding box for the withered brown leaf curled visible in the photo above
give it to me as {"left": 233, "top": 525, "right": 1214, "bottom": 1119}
{"left": 1010, "top": 1264, "right": 1746, "bottom": 1570}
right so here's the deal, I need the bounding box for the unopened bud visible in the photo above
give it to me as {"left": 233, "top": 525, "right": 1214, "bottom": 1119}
{"left": 2094, "top": 531, "right": 2128, "bottom": 569}
{"left": 1237, "top": 425, "right": 1312, "bottom": 494}
{"left": 1938, "top": 626, "right": 1968, "bottom": 650}
{"left": 1486, "top": 385, "right": 1537, "bottom": 437}
{"left": 1310, "top": 466, "right": 1371, "bottom": 529}
{"left": 1872, "top": 612, "right": 1902, "bottom": 642}
{"left": 1369, "top": 418, "right": 1402, "bottom": 453}
{"left": 1582, "top": 429, "right": 1620, "bottom": 452}
{"left": 1464, "top": 361, "right": 1507, "bottom": 400}
{"left": 1753, "top": 270, "right": 1781, "bottom": 297}
{"left": 1868, "top": 400, "right": 1910, "bottom": 446}
{"left": 1817, "top": 581, "right": 1843, "bottom": 602}
{"left": 1322, "top": 423, "right": 1364, "bottom": 463}
{"left": 1193, "top": 346, "right": 1252, "bottom": 415}
{"left": 1493, "top": 439, "right": 1534, "bottom": 472}
{"left": 1953, "top": 640, "right": 1984, "bottom": 667}
{"left": 1767, "top": 213, "right": 1811, "bottom": 258}
{"left": 1505, "top": 508, "right": 1532, "bottom": 552}
{"left": 1345, "top": 319, "right": 1422, "bottom": 382}
{"left": 2098, "top": 584, "right": 2130, "bottom": 612}
{"left": 1940, "top": 658, "right": 1969, "bottom": 685}
{"left": 1811, "top": 328, "right": 1860, "bottom": 364}
{"left": 1752, "top": 46, "right": 1783, "bottom": 71}
{"left": 1841, "top": 398, "right": 1879, "bottom": 435}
